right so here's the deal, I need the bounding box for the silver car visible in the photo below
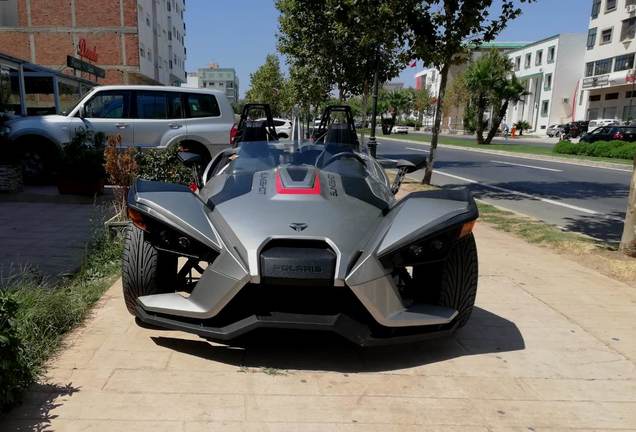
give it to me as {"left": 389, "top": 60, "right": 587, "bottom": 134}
{"left": 4, "top": 85, "right": 234, "bottom": 181}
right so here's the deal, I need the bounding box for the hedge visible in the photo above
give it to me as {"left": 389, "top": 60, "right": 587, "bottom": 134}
{"left": 554, "top": 140, "right": 636, "bottom": 160}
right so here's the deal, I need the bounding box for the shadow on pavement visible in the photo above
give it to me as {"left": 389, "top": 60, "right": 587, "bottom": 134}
{"left": 562, "top": 210, "right": 626, "bottom": 243}
{"left": 1, "top": 382, "right": 80, "bottom": 432}
{"left": 151, "top": 307, "right": 524, "bottom": 373}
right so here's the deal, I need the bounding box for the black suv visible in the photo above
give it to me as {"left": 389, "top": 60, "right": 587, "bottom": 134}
{"left": 580, "top": 126, "right": 636, "bottom": 143}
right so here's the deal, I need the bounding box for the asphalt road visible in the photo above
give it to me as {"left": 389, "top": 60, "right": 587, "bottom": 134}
{"left": 376, "top": 138, "right": 632, "bottom": 242}
{"left": 405, "top": 131, "right": 558, "bottom": 148}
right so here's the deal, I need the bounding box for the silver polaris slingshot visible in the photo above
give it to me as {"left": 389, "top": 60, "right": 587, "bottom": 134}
{"left": 123, "top": 104, "right": 478, "bottom": 346}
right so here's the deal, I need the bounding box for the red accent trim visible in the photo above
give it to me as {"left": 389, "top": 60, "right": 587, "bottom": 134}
{"left": 275, "top": 171, "right": 321, "bottom": 195}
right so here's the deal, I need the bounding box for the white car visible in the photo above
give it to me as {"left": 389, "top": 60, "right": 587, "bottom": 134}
{"left": 392, "top": 125, "right": 409, "bottom": 134}
{"left": 587, "top": 119, "right": 620, "bottom": 132}
{"left": 256, "top": 117, "right": 292, "bottom": 139}
{"left": 4, "top": 85, "right": 234, "bottom": 181}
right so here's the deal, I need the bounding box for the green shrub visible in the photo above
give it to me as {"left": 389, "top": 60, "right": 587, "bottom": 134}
{"left": 0, "top": 230, "right": 123, "bottom": 411}
{"left": 0, "top": 292, "right": 32, "bottom": 411}
{"left": 553, "top": 140, "right": 636, "bottom": 160}
{"left": 135, "top": 145, "right": 192, "bottom": 184}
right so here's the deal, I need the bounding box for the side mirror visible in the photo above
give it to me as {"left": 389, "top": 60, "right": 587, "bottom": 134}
{"left": 177, "top": 151, "right": 204, "bottom": 190}
{"left": 390, "top": 159, "right": 418, "bottom": 195}
{"left": 177, "top": 151, "right": 203, "bottom": 167}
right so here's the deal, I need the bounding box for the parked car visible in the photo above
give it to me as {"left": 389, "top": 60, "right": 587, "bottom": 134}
{"left": 545, "top": 124, "right": 563, "bottom": 138}
{"left": 586, "top": 119, "right": 619, "bottom": 132}
{"left": 392, "top": 125, "right": 409, "bottom": 134}
{"left": 256, "top": 117, "right": 292, "bottom": 139}
{"left": 4, "top": 85, "right": 234, "bottom": 182}
{"left": 580, "top": 126, "right": 636, "bottom": 143}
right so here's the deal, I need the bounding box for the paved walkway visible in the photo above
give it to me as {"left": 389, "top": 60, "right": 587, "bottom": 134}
{"left": 0, "top": 187, "right": 111, "bottom": 282}
{"left": 1, "top": 224, "right": 635, "bottom": 431}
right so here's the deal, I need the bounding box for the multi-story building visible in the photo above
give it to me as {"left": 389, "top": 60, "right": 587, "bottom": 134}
{"left": 577, "top": 0, "right": 636, "bottom": 122}
{"left": 506, "top": 34, "right": 586, "bottom": 133}
{"left": 0, "top": 0, "right": 186, "bottom": 87}
{"left": 184, "top": 64, "right": 239, "bottom": 102}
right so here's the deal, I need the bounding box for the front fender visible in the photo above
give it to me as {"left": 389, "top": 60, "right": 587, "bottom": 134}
{"left": 128, "top": 179, "right": 221, "bottom": 252}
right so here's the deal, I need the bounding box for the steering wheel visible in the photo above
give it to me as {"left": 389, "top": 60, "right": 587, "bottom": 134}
{"left": 322, "top": 151, "right": 367, "bottom": 168}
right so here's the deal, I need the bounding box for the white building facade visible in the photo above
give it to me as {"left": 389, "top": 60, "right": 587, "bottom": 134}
{"left": 577, "top": 0, "right": 636, "bottom": 122}
{"left": 183, "top": 64, "right": 239, "bottom": 102}
{"left": 506, "top": 34, "right": 586, "bottom": 133}
{"left": 137, "top": 0, "right": 187, "bottom": 86}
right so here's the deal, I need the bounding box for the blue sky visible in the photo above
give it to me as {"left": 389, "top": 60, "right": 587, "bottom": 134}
{"left": 184, "top": 0, "right": 592, "bottom": 98}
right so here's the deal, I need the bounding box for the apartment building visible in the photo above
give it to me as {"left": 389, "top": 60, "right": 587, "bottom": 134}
{"left": 0, "top": 0, "right": 186, "bottom": 87}
{"left": 184, "top": 64, "right": 239, "bottom": 102}
{"left": 506, "top": 34, "right": 586, "bottom": 132}
{"left": 577, "top": 0, "right": 636, "bottom": 121}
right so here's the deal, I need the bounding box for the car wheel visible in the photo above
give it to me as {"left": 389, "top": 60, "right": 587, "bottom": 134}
{"left": 437, "top": 233, "right": 478, "bottom": 328}
{"left": 122, "top": 225, "right": 177, "bottom": 316}
{"left": 21, "top": 141, "right": 58, "bottom": 184}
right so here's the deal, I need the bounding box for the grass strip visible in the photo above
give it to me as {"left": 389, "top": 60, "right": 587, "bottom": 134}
{"left": 0, "top": 228, "right": 123, "bottom": 411}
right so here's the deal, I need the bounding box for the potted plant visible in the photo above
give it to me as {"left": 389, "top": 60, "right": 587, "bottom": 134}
{"left": 56, "top": 129, "right": 106, "bottom": 195}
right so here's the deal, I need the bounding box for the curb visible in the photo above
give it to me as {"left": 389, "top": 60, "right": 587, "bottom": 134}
{"left": 376, "top": 136, "right": 633, "bottom": 172}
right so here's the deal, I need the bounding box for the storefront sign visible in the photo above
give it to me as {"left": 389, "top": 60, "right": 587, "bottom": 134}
{"left": 78, "top": 38, "right": 98, "bottom": 62}
{"left": 67, "top": 55, "right": 105, "bottom": 79}
{"left": 582, "top": 75, "right": 609, "bottom": 89}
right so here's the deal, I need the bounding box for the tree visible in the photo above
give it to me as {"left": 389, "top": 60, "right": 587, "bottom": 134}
{"left": 277, "top": 0, "right": 414, "bottom": 100}
{"left": 620, "top": 153, "right": 636, "bottom": 256}
{"left": 286, "top": 62, "right": 331, "bottom": 129}
{"left": 464, "top": 49, "right": 527, "bottom": 144}
{"left": 245, "top": 54, "right": 288, "bottom": 116}
{"left": 407, "top": 0, "right": 536, "bottom": 184}
{"left": 514, "top": 120, "right": 531, "bottom": 136}
{"left": 385, "top": 89, "right": 414, "bottom": 131}
{"left": 443, "top": 73, "right": 469, "bottom": 131}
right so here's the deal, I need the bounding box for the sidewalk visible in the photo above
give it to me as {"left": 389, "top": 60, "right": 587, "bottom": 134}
{"left": 1, "top": 223, "right": 635, "bottom": 431}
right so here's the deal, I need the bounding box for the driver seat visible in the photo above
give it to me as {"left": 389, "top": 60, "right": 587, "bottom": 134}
{"left": 315, "top": 124, "right": 356, "bottom": 168}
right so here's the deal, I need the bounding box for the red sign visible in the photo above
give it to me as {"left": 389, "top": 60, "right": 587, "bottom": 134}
{"left": 78, "top": 38, "right": 98, "bottom": 62}
{"left": 627, "top": 69, "right": 636, "bottom": 84}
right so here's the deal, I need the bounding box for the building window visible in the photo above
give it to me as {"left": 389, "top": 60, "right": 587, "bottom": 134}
{"left": 0, "top": 0, "right": 19, "bottom": 26}
{"left": 168, "top": 31, "right": 172, "bottom": 40}
{"left": 544, "top": 73, "right": 552, "bottom": 91}
{"left": 585, "top": 62, "right": 595, "bottom": 77}
{"left": 140, "top": 48, "right": 145, "bottom": 58}
{"left": 514, "top": 56, "right": 521, "bottom": 71}
{"left": 547, "top": 46, "right": 555, "bottom": 63}
{"left": 623, "top": 105, "right": 636, "bottom": 122}
{"left": 615, "top": 53, "right": 635, "bottom": 71}
{"left": 605, "top": 92, "right": 619, "bottom": 100}
{"left": 535, "top": 49, "right": 543, "bottom": 66}
{"left": 603, "top": 106, "right": 617, "bottom": 119}
{"left": 621, "top": 17, "right": 636, "bottom": 41}
{"left": 591, "top": 0, "right": 601, "bottom": 18}
{"left": 146, "top": 15, "right": 151, "bottom": 26}
{"left": 540, "top": 100, "right": 549, "bottom": 117}
{"left": 627, "top": 91, "right": 636, "bottom": 98}
{"left": 589, "top": 94, "right": 601, "bottom": 102}
{"left": 587, "top": 28, "right": 597, "bottom": 49}
{"left": 594, "top": 58, "right": 612, "bottom": 75}
{"left": 606, "top": 0, "right": 617, "bottom": 12}
{"left": 600, "top": 28, "right": 613, "bottom": 45}
{"left": 524, "top": 53, "right": 531, "bottom": 68}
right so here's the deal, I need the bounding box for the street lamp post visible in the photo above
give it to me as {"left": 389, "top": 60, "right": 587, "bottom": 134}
{"left": 368, "top": 63, "right": 380, "bottom": 159}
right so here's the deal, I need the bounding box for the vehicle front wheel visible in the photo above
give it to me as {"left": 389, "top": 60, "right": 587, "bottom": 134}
{"left": 122, "top": 226, "right": 177, "bottom": 316}
{"left": 437, "top": 233, "right": 478, "bottom": 328}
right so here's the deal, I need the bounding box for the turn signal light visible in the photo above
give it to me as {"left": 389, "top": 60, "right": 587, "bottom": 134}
{"left": 127, "top": 207, "right": 148, "bottom": 232}
{"left": 459, "top": 220, "right": 476, "bottom": 238}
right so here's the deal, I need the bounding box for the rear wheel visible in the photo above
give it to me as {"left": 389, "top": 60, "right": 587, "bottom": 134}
{"left": 122, "top": 226, "right": 177, "bottom": 316}
{"left": 437, "top": 233, "right": 478, "bottom": 328}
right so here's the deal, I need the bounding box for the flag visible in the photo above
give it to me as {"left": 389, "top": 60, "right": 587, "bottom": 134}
{"left": 410, "top": 61, "right": 417, "bottom": 68}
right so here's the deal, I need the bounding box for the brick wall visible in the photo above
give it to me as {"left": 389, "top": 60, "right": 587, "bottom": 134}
{"left": 0, "top": 0, "right": 142, "bottom": 85}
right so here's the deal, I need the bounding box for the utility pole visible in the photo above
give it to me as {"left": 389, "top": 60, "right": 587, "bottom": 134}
{"left": 368, "top": 61, "right": 380, "bottom": 158}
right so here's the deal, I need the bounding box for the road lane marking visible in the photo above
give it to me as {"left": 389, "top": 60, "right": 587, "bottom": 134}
{"left": 378, "top": 138, "right": 633, "bottom": 173}
{"left": 434, "top": 170, "right": 611, "bottom": 216}
{"left": 405, "top": 147, "right": 428, "bottom": 152}
{"left": 490, "top": 160, "right": 563, "bottom": 172}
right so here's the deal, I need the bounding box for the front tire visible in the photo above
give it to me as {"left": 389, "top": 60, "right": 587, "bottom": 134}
{"left": 438, "top": 233, "right": 478, "bottom": 328}
{"left": 122, "top": 226, "right": 177, "bottom": 316}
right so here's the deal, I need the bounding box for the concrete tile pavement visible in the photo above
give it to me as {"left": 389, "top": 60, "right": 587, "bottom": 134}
{"left": 1, "top": 224, "right": 635, "bottom": 431}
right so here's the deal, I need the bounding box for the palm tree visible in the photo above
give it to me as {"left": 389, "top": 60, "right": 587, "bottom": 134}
{"left": 385, "top": 89, "right": 414, "bottom": 133}
{"left": 484, "top": 75, "right": 527, "bottom": 144}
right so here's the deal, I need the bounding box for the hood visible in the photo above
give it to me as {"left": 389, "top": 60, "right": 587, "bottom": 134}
{"left": 201, "top": 165, "right": 394, "bottom": 283}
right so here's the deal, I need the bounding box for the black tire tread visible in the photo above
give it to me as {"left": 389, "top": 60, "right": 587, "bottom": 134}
{"left": 122, "top": 226, "right": 176, "bottom": 316}
{"left": 438, "top": 233, "right": 479, "bottom": 328}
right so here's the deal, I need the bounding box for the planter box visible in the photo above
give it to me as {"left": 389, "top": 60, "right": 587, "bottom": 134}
{"left": 57, "top": 177, "right": 105, "bottom": 196}
{"left": 0, "top": 164, "right": 24, "bottom": 193}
